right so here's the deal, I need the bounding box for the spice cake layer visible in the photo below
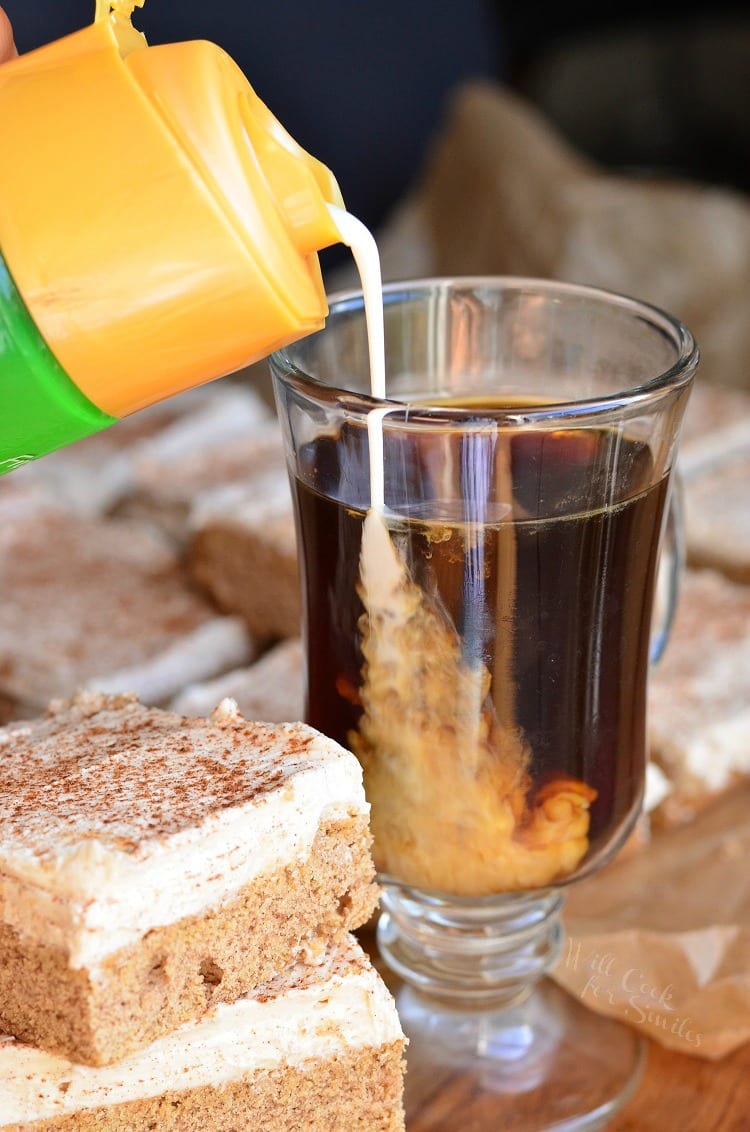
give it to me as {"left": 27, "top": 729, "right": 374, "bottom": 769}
{"left": 189, "top": 476, "right": 300, "bottom": 641}
{"left": 0, "top": 693, "right": 378, "bottom": 1066}
{"left": 0, "top": 935, "right": 405, "bottom": 1132}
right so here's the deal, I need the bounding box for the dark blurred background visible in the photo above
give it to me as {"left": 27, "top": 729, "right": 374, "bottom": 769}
{"left": 504, "top": 2, "right": 750, "bottom": 194}
{"left": 4, "top": 0, "right": 749, "bottom": 226}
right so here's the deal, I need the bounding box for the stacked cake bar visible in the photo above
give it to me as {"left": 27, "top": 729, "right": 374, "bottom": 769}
{"left": 0, "top": 693, "right": 405, "bottom": 1130}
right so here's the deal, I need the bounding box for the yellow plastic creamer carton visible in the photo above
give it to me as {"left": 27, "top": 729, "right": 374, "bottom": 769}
{"left": 0, "top": 1, "right": 344, "bottom": 467}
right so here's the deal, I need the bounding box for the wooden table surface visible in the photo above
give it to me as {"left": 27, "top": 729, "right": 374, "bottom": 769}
{"left": 401, "top": 1016, "right": 750, "bottom": 1131}
{"left": 362, "top": 934, "right": 750, "bottom": 1131}
{"left": 607, "top": 1039, "right": 749, "bottom": 1132}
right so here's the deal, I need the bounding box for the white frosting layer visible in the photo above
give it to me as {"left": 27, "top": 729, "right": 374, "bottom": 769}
{"left": 643, "top": 761, "right": 671, "bottom": 814}
{"left": 87, "top": 616, "right": 256, "bottom": 705}
{"left": 0, "top": 945, "right": 403, "bottom": 1124}
{"left": 652, "top": 711, "right": 750, "bottom": 794}
{"left": 0, "top": 722, "right": 367, "bottom": 970}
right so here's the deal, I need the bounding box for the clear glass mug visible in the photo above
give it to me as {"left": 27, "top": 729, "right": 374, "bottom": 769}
{"left": 271, "top": 278, "right": 697, "bottom": 1130}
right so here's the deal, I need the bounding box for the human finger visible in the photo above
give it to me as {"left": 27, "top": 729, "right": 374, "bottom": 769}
{"left": 0, "top": 7, "right": 17, "bottom": 63}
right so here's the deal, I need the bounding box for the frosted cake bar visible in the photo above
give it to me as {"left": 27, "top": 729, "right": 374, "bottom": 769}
{"left": 0, "top": 693, "right": 378, "bottom": 1066}
{"left": 0, "top": 935, "right": 405, "bottom": 1132}
{"left": 649, "top": 569, "right": 750, "bottom": 825}
{"left": 0, "top": 505, "right": 254, "bottom": 718}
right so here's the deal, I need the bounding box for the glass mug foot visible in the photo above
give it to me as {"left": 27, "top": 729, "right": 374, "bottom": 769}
{"left": 379, "top": 887, "right": 645, "bottom": 1132}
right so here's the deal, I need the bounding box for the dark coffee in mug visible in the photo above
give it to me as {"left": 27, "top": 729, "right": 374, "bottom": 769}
{"left": 292, "top": 398, "right": 668, "bottom": 895}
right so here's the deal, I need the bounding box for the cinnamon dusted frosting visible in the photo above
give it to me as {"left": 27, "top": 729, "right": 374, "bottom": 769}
{"left": 0, "top": 936, "right": 403, "bottom": 1125}
{"left": 0, "top": 693, "right": 368, "bottom": 968}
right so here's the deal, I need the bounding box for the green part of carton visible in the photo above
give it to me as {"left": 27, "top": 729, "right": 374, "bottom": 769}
{"left": 0, "top": 251, "right": 115, "bottom": 475}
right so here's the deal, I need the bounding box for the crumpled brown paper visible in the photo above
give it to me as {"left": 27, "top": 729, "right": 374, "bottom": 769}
{"left": 552, "top": 783, "right": 750, "bottom": 1060}
{"left": 335, "top": 81, "right": 750, "bottom": 393}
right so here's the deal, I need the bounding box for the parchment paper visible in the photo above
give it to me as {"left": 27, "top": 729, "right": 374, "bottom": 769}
{"left": 552, "top": 783, "right": 750, "bottom": 1059}
{"left": 330, "top": 81, "right": 750, "bottom": 395}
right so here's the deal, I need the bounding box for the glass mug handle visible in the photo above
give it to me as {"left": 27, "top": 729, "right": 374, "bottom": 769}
{"left": 651, "top": 473, "right": 685, "bottom": 665}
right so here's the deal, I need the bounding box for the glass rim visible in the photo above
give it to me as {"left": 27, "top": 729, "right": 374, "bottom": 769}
{"left": 271, "top": 275, "right": 699, "bottom": 425}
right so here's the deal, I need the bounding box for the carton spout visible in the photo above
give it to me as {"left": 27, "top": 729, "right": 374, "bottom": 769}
{"left": 95, "top": 0, "right": 147, "bottom": 55}
{"left": 239, "top": 88, "right": 345, "bottom": 255}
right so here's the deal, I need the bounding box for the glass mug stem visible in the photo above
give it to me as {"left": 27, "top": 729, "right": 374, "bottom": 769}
{"left": 378, "top": 887, "right": 564, "bottom": 1005}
